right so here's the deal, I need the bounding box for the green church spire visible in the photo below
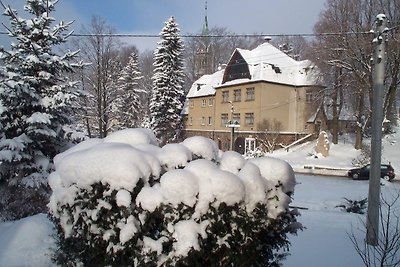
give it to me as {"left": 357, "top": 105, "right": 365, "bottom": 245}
{"left": 202, "top": 1, "right": 209, "bottom": 36}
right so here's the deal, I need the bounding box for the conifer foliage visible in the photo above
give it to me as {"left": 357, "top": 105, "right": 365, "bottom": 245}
{"left": 0, "top": 0, "right": 79, "bottom": 219}
{"left": 116, "top": 52, "right": 144, "bottom": 129}
{"left": 150, "top": 17, "right": 185, "bottom": 145}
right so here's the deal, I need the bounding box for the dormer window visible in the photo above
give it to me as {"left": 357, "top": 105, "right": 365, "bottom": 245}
{"left": 222, "top": 51, "right": 251, "bottom": 84}
{"left": 269, "top": 64, "right": 281, "bottom": 74}
{"left": 273, "top": 66, "right": 281, "bottom": 74}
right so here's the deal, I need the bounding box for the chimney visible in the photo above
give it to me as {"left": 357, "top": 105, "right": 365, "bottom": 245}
{"left": 264, "top": 36, "right": 272, "bottom": 43}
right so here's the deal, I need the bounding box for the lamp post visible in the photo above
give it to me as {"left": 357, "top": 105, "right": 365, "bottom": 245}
{"left": 227, "top": 101, "right": 240, "bottom": 151}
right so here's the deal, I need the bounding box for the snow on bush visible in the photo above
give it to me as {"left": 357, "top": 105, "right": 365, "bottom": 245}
{"left": 49, "top": 128, "right": 301, "bottom": 266}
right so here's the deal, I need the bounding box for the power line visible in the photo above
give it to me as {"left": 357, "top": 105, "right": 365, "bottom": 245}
{"left": 0, "top": 30, "right": 377, "bottom": 38}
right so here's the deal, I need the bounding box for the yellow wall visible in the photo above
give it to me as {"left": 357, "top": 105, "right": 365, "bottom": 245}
{"left": 185, "top": 82, "right": 320, "bottom": 134}
{"left": 184, "top": 95, "right": 216, "bottom": 131}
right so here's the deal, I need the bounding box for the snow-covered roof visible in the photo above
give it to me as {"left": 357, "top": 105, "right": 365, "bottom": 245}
{"left": 183, "top": 70, "right": 224, "bottom": 115}
{"left": 185, "top": 42, "right": 322, "bottom": 105}
{"left": 307, "top": 105, "right": 322, "bottom": 123}
{"left": 221, "top": 42, "right": 321, "bottom": 87}
{"left": 325, "top": 104, "right": 357, "bottom": 121}
{"left": 186, "top": 70, "right": 224, "bottom": 99}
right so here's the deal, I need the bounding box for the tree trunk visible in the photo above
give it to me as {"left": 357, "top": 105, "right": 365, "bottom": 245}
{"left": 332, "top": 68, "right": 340, "bottom": 144}
{"left": 383, "top": 61, "right": 399, "bottom": 132}
{"left": 355, "top": 91, "right": 364, "bottom": 150}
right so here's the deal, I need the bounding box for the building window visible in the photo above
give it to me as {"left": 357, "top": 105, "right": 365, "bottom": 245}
{"left": 190, "top": 100, "right": 194, "bottom": 108}
{"left": 232, "top": 113, "right": 240, "bottom": 124}
{"left": 222, "top": 91, "right": 229, "bottom": 102}
{"left": 189, "top": 116, "right": 193, "bottom": 125}
{"left": 245, "top": 113, "right": 254, "bottom": 126}
{"left": 208, "top": 98, "right": 214, "bottom": 106}
{"left": 233, "top": 89, "right": 241, "bottom": 102}
{"left": 208, "top": 116, "right": 213, "bottom": 125}
{"left": 221, "top": 113, "right": 229, "bottom": 126}
{"left": 201, "top": 99, "right": 207, "bottom": 107}
{"left": 246, "top": 87, "right": 255, "bottom": 101}
{"left": 201, "top": 116, "right": 205, "bottom": 125}
{"left": 306, "top": 91, "right": 313, "bottom": 103}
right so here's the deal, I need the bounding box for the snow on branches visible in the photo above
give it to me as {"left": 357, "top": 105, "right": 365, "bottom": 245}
{"left": 150, "top": 17, "right": 185, "bottom": 145}
{"left": 49, "top": 128, "right": 301, "bottom": 266}
{"left": 0, "top": 0, "right": 81, "bottom": 219}
{"left": 0, "top": 0, "right": 80, "bottom": 186}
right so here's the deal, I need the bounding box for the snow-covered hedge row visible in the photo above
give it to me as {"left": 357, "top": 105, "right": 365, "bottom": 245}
{"left": 48, "top": 128, "right": 300, "bottom": 266}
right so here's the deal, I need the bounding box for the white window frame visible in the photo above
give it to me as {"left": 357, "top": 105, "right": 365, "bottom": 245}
{"left": 208, "top": 116, "right": 213, "bottom": 125}
{"left": 245, "top": 137, "right": 256, "bottom": 155}
{"left": 246, "top": 87, "right": 255, "bottom": 101}
{"left": 221, "top": 113, "right": 229, "bottom": 126}
{"left": 245, "top": 113, "right": 254, "bottom": 126}
{"left": 222, "top": 91, "right": 229, "bottom": 103}
{"left": 233, "top": 89, "right": 241, "bottom": 102}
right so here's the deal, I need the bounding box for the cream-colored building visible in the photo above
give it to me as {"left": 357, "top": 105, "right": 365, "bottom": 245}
{"left": 182, "top": 41, "right": 324, "bottom": 153}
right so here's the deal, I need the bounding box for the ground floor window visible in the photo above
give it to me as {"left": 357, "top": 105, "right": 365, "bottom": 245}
{"left": 221, "top": 113, "right": 229, "bottom": 126}
{"left": 232, "top": 113, "right": 240, "bottom": 124}
{"left": 201, "top": 117, "right": 205, "bottom": 125}
{"left": 245, "top": 113, "right": 254, "bottom": 126}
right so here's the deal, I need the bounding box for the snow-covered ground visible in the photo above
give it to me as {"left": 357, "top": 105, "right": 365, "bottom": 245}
{"left": 285, "top": 174, "right": 400, "bottom": 267}
{"left": 273, "top": 131, "right": 400, "bottom": 180}
{"left": 1, "top": 127, "right": 399, "bottom": 267}
{"left": 0, "top": 214, "right": 55, "bottom": 267}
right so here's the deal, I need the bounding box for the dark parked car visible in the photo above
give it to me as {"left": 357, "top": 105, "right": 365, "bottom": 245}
{"left": 348, "top": 164, "right": 395, "bottom": 181}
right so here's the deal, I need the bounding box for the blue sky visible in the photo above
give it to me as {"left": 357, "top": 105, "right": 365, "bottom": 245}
{"left": 0, "top": 0, "right": 327, "bottom": 52}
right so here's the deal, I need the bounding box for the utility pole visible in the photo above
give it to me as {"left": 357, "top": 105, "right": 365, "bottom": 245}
{"left": 366, "top": 14, "right": 387, "bottom": 246}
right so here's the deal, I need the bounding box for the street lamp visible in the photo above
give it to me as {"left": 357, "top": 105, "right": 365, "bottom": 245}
{"left": 226, "top": 101, "right": 240, "bottom": 150}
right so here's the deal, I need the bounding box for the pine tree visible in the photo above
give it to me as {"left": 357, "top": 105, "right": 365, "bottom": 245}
{"left": 102, "top": 55, "right": 123, "bottom": 134}
{"left": 150, "top": 17, "right": 185, "bottom": 145}
{"left": 0, "top": 0, "right": 79, "bottom": 219}
{"left": 116, "top": 52, "right": 144, "bottom": 129}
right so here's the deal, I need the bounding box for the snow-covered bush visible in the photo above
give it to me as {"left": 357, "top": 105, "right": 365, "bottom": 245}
{"left": 49, "top": 128, "right": 301, "bottom": 266}
{"left": 335, "top": 197, "right": 368, "bottom": 214}
{"left": 351, "top": 142, "right": 371, "bottom": 167}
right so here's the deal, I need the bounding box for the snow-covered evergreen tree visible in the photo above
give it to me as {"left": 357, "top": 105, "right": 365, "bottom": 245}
{"left": 0, "top": 0, "right": 79, "bottom": 218}
{"left": 150, "top": 17, "right": 185, "bottom": 145}
{"left": 116, "top": 52, "right": 144, "bottom": 129}
{"left": 102, "top": 56, "right": 123, "bottom": 134}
